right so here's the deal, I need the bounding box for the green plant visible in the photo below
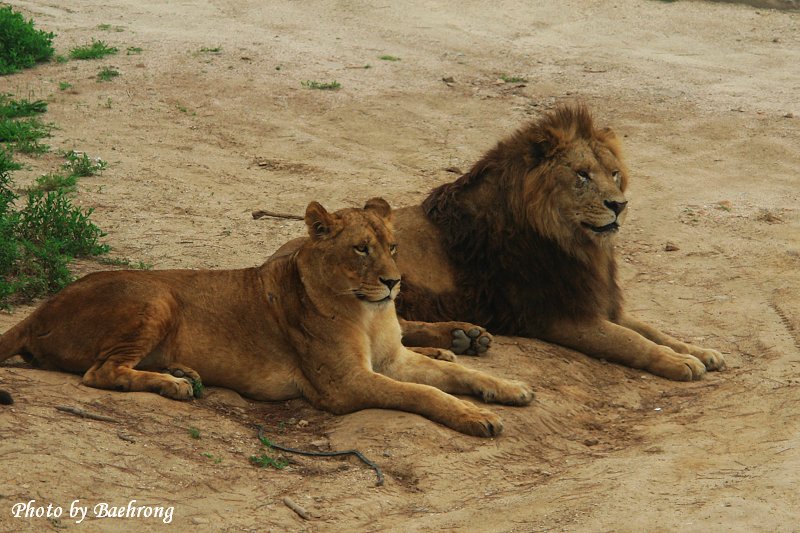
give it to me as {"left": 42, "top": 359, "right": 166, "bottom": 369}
{"left": 0, "top": 117, "right": 51, "bottom": 150}
{"left": 126, "top": 46, "right": 143, "bottom": 55}
{"left": 69, "top": 40, "right": 118, "bottom": 60}
{"left": 499, "top": 74, "right": 527, "bottom": 83}
{"left": 62, "top": 150, "right": 106, "bottom": 176}
{"left": 249, "top": 453, "right": 288, "bottom": 469}
{"left": 30, "top": 173, "right": 77, "bottom": 193}
{"left": 0, "top": 6, "right": 55, "bottom": 75}
{"left": 188, "top": 427, "right": 201, "bottom": 439}
{"left": 96, "top": 66, "right": 119, "bottom": 82}
{"left": 301, "top": 80, "right": 341, "bottom": 90}
{"left": 58, "top": 81, "right": 73, "bottom": 91}
{"left": 201, "top": 452, "right": 223, "bottom": 464}
{"left": 55, "top": 55, "right": 67, "bottom": 64}
{"left": 0, "top": 96, "right": 48, "bottom": 119}
{"left": 199, "top": 46, "right": 221, "bottom": 53}
{"left": 97, "top": 256, "right": 153, "bottom": 270}
{"left": 379, "top": 55, "right": 400, "bottom": 61}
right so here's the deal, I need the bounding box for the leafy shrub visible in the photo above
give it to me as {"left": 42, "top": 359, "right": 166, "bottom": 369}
{"left": 0, "top": 6, "right": 55, "bottom": 75}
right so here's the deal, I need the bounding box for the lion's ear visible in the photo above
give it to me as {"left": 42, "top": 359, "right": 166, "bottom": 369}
{"left": 305, "top": 201, "right": 335, "bottom": 240}
{"left": 596, "top": 127, "right": 617, "bottom": 143}
{"left": 364, "top": 197, "right": 392, "bottom": 222}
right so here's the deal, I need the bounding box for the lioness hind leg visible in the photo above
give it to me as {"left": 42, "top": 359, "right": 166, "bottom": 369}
{"left": 399, "top": 319, "right": 493, "bottom": 355}
{"left": 381, "top": 348, "right": 534, "bottom": 406}
{"left": 161, "top": 363, "right": 201, "bottom": 381}
{"left": 84, "top": 359, "right": 194, "bottom": 400}
{"left": 616, "top": 315, "right": 726, "bottom": 371}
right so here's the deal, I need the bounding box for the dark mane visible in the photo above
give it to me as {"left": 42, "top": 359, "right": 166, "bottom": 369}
{"left": 413, "top": 104, "right": 622, "bottom": 335}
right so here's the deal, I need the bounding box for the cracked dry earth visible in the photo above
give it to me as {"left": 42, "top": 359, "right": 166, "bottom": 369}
{"left": 1, "top": 0, "right": 799, "bottom": 531}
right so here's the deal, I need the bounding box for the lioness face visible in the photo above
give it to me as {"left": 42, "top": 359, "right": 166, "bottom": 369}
{"left": 305, "top": 198, "right": 401, "bottom": 304}
{"left": 530, "top": 135, "right": 629, "bottom": 244}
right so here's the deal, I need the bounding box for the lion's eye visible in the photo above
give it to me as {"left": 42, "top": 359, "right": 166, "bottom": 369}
{"left": 389, "top": 244, "right": 398, "bottom": 255}
{"left": 354, "top": 244, "right": 369, "bottom": 256}
{"left": 576, "top": 170, "right": 591, "bottom": 183}
{"left": 612, "top": 170, "right": 621, "bottom": 185}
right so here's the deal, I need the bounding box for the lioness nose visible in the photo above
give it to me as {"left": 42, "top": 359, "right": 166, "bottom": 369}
{"left": 380, "top": 277, "right": 400, "bottom": 290}
{"left": 604, "top": 199, "right": 627, "bottom": 215}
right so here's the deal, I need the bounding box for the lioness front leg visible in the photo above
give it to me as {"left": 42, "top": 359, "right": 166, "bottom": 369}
{"left": 615, "top": 315, "right": 725, "bottom": 371}
{"left": 304, "top": 372, "right": 504, "bottom": 438}
{"left": 544, "top": 320, "right": 707, "bottom": 381}
{"left": 83, "top": 357, "right": 195, "bottom": 400}
{"left": 399, "top": 318, "right": 493, "bottom": 355}
{"left": 380, "top": 348, "right": 534, "bottom": 406}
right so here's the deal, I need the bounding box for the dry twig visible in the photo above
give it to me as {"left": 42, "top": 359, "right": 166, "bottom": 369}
{"left": 55, "top": 405, "right": 118, "bottom": 423}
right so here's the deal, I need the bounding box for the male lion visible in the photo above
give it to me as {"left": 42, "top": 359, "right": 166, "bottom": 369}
{"left": 392, "top": 104, "right": 725, "bottom": 381}
{"left": 0, "top": 199, "right": 533, "bottom": 437}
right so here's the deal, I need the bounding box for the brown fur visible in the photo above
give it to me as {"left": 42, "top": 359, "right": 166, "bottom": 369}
{"left": 0, "top": 199, "right": 533, "bottom": 437}
{"left": 393, "top": 104, "right": 725, "bottom": 381}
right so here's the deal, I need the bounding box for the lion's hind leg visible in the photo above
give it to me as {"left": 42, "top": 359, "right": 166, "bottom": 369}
{"left": 399, "top": 318, "right": 493, "bottom": 355}
{"left": 380, "top": 348, "right": 534, "bottom": 406}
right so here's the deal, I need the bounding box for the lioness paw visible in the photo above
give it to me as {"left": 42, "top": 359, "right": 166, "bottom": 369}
{"left": 460, "top": 408, "right": 504, "bottom": 438}
{"left": 689, "top": 347, "right": 726, "bottom": 371}
{"left": 160, "top": 377, "right": 195, "bottom": 400}
{"left": 451, "top": 326, "right": 493, "bottom": 356}
{"left": 479, "top": 380, "right": 535, "bottom": 406}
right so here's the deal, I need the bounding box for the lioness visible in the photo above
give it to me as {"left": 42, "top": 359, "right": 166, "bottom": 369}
{"left": 392, "top": 104, "right": 726, "bottom": 381}
{"left": 0, "top": 199, "right": 533, "bottom": 437}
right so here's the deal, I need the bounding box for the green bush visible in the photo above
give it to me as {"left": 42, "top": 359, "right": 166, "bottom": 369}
{"left": 0, "top": 6, "right": 55, "bottom": 75}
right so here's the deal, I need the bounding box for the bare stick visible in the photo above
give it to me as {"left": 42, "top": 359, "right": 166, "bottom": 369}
{"left": 56, "top": 405, "right": 118, "bottom": 424}
{"left": 282, "top": 497, "right": 310, "bottom": 520}
{"left": 252, "top": 210, "right": 304, "bottom": 221}
{"left": 256, "top": 425, "right": 384, "bottom": 486}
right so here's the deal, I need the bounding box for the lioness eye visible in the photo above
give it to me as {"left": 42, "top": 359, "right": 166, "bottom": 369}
{"left": 354, "top": 244, "right": 369, "bottom": 255}
{"left": 389, "top": 244, "right": 398, "bottom": 255}
{"left": 612, "top": 170, "right": 621, "bottom": 185}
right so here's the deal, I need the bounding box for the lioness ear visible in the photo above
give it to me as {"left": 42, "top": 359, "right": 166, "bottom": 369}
{"left": 364, "top": 197, "right": 392, "bottom": 222}
{"left": 305, "top": 201, "right": 335, "bottom": 240}
{"left": 596, "top": 126, "right": 617, "bottom": 143}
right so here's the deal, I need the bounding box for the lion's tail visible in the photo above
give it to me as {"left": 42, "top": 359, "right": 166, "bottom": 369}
{"left": 0, "top": 319, "right": 31, "bottom": 405}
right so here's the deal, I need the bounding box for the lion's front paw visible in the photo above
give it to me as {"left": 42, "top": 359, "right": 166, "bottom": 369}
{"left": 458, "top": 407, "right": 504, "bottom": 438}
{"left": 479, "top": 380, "right": 535, "bottom": 406}
{"left": 451, "top": 326, "right": 493, "bottom": 356}
{"left": 648, "top": 348, "right": 706, "bottom": 381}
{"left": 688, "top": 346, "right": 726, "bottom": 371}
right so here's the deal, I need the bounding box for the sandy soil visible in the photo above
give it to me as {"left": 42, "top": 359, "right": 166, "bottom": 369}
{"left": 1, "top": 0, "right": 799, "bottom": 531}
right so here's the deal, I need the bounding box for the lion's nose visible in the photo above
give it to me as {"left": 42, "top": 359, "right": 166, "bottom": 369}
{"left": 380, "top": 277, "right": 400, "bottom": 290}
{"left": 604, "top": 199, "right": 627, "bottom": 215}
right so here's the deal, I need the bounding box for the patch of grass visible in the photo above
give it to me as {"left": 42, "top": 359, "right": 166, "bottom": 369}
{"left": 30, "top": 173, "right": 77, "bottom": 194}
{"left": 62, "top": 150, "right": 106, "bottom": 177}
{"left": 199, "top": 46, "right": 221, "bottom": 54}
{"left": 188, "top": 427, "right": 201, "bottom": 439}
{"left": 499, "top": 74, "right": 528, "bottom": 83}
{"left": 0, "top": 117, "right": 51, "bottom": 150}
{"left": 249, "top": 453, "right": 288, "bottom": 469}
{"left": 0, "top": 6, "right": 55, "bottom": 75}
{"left": 126, "top": 46, "right": 143, "bottom": 55}
{"left": 55, "top": 55, "right": 67, "bottom": 64}
{"left": 301, "top": 80, "right": 341, "bottom": 90}
{"left": 97, "top": 256, "right": 153, "bottom": 270}
{"left": 97, "top": 24, "right": 124, "bottom": 32}
{"left": 201, "top": 452, "right": 223, "bottom": 464}
{"left": 191, "top": 379, "right": 205, "bottom": 398}
{"left": 0, "top": 96, "right": 47, "bottom": 119}
{"left": 58, "top": 81, "right": 73, "bottom": 91}
{"left": 69, "top": 40, "right": 118, "bottom": 60}
{"left": 96, "top": 66, "right": 120, "bottom": 82}
{"left": 379, "top": 55, "right": 401, "bottom": 61}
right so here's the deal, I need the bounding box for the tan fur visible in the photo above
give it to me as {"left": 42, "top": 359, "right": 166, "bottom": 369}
{"left": 0, "top": 199, "right": 533, "bottom": 437}
{"left": 393, "top": 104, "right": 726, "bottom": 381}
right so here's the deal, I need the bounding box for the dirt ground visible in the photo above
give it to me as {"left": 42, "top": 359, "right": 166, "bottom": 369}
{"left": 1, "top": 0, "right": 799, "bottom": 531}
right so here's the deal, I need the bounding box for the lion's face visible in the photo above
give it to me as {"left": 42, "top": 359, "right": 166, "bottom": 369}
{"left": 304, "top": 198, "right": 401, "bottom": 304}
{"left": 526, "top": 133, "right": 629, "bottom": 250}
